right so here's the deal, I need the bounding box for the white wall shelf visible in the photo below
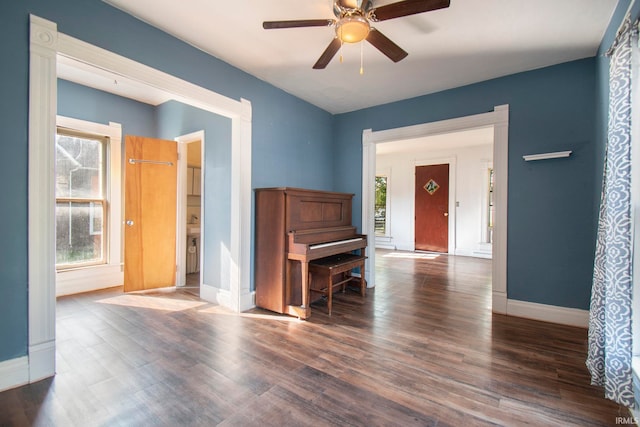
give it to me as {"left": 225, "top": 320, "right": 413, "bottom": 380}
{"left": 522, "top": 150, "right": 572, "bottom": 161}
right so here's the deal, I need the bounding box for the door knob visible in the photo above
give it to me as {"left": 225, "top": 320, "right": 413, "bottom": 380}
{"left": 126, "top": 220, "right": 134, "bottom": 226}
{"left": 444, "top": 213, "right": 449, "bottom": 217}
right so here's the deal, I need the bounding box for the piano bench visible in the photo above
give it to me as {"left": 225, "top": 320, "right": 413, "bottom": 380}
{"left": 308, "top": 253, "right": 367, "bottom": 316}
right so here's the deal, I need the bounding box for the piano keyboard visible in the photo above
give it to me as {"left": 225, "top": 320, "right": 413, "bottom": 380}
{"left": 309, "top": 237, "right": 364, "bottom": 250}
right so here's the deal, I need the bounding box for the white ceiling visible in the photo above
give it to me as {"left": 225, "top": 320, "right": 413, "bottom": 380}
{"left": 100, "top": 0, "right": 618, "bottom": 114}
{"left": 377, "top": 126, "right": 494, "bottom": 155}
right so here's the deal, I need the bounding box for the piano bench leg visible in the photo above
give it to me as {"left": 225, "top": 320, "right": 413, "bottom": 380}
{"left": 327, "top": 275, "right": 334, "bottom": 316}
{"left": 358, "top": 260, "right": 366, "bottom": 297}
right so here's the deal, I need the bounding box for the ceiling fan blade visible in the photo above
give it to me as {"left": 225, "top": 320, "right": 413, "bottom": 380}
{"left": 263, "top": 19, "right": 334, "bottom": 29}
{"left": 313, "top": 38, "right": 342, "bottom": 69}
{"left": 366, "top": 28, "right": 408, "bottom": 62}
{"left": 370, "top": 0, "right": 450, "bottom": 21}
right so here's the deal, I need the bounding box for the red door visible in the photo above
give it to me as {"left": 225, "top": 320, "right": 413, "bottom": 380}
{"left": 415, "top": 164, "right": 449, "bottom": 252}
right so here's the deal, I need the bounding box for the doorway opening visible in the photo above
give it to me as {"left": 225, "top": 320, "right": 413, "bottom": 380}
{"left": 28, "top": 15, "right": 253, "bottom": 384}
{"left": 361, "top": 105, "right": 509, "bottom": 313}
{"left": 176, "top": 132, "right": 205, "bottom": 296}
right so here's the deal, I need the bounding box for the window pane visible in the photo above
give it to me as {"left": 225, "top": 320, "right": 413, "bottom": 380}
{"left": 56, "top": 134, "right": 104, "bottom": 198}
{"left": 56, "top": 201, "right": 104, "bottom": 265}
{"left": 375, "top": 176, "right": 387, "bottom": 235}
{"left": 487, "top": 168, "right": 494, "bottom": 244}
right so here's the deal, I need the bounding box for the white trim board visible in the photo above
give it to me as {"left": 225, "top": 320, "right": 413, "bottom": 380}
{"left": 175, "top": 130, "right": 205, "bottom": 288}
{"left": 506, "top": 299, "right": 589, "bottom": 328}
{"left": 362, "top": 105, "right": 509, "bottom": 312}
{"left": 0, "top": 357, "right": 29, "bottom": 393}
{"left": 26, "top": 14, "right": 253, "bottom": 391}
{"left": 200, "top": 285, "right": 256, "bottom": 311}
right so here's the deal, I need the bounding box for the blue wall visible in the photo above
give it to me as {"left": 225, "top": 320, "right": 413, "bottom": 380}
{"left": 0, "top": 0, "right": 334, "bottom": 362}
{"left": 58, "top": 79, "right": 157, "bottom": 137}
{"left": 333, "top": 58, "right": 598, "bottom": 310}
{"left": 156, "top": 101, "right": 232, "bottom": 290}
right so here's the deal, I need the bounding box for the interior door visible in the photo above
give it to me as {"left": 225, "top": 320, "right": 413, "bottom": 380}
{"left": 415, "top": 163, "right": 449, "bottom": 252}
{"left": 124, "top": 135, "right": 178, "bottom": 292}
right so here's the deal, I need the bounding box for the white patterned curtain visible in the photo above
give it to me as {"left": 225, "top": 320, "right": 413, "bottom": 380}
{"left": 587, "top": 16, "right": 638, "bottom": 408}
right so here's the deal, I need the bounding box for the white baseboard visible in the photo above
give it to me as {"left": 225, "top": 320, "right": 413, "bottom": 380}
{"left": 0, "top": 356, "right": 29, "bottom": 392}
{"left": 454, "top": 248, "right": 492, "bottom": 259}
{"left": 200, "top": 284, "right": 230, "bottom": 308}
{"left": 395, "top": 242, "right": 415, "bottom": 252}
{"left": 505, "top": 299, "right": 589, "bottom": 328}
{"left": 240, "top": 291, "right": 256, "bottom": 312}
{"left": 201, "top": 284, "right": 255, "bottom": 312}
{"left": 492, "top": 291, "right": 507, "bottom": 314}
{"left": 29, "top": 340, "right": 56, "bottom": 383}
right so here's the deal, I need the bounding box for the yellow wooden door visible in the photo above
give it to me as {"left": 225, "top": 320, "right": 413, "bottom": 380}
{"left": 124, "top": 135, "right": 178, "bottom": 292}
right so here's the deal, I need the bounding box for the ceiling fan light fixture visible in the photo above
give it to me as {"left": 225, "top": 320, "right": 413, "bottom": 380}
{"left": 336, "top": 15, "right": 370, "bottom": 43}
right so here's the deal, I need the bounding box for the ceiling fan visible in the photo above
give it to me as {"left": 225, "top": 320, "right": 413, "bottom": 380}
{"left": 263, "top": 0, "right": 450, "bottom": 69}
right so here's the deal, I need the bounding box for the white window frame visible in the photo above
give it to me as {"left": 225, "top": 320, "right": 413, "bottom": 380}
{"left": 480, "top": 161, "right": 494, "bottom": 245}
{"left": 374, "top": 170, "right": 391, "bottom": 239}
{"left": 55, "top": 128, "right": 108, "bottom": 269}
{"left": 55, "top": 116, "right": 123, "bottom": 296}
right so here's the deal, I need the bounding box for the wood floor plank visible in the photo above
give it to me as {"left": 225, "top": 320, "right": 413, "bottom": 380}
{"left": 0, "top": 249, "right": 627, "bottom": 426}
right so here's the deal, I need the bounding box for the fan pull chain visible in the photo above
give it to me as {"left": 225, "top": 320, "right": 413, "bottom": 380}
{"left": 360, "top": 41, "right": 364, "bottom": 75}
{"left": 338, "top": 27, "right": 344, "bottom": 64}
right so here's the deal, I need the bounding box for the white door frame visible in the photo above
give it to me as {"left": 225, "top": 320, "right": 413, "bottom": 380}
{"left": 28, "top": 15, "right": 253, "bottom": 383}
{"left": 362, "top": 105, "right": 509, "bottom": 313}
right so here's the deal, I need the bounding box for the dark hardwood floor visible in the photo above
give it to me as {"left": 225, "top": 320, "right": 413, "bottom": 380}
{"left": 0, "top": 250, "right": 627, "bottom": 426}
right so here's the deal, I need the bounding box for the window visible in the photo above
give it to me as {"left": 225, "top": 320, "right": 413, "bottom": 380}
{"left": 375, "top": 175, "right": 389, "bottom": 236}
{"left": 55, "top": 129, "right": 108, "bottom": 268}
{"left": 54, "top": 116, "right": 122, "bottom": 295}
{"left": 487, "top": 167, "right": 494, "bottom": 244}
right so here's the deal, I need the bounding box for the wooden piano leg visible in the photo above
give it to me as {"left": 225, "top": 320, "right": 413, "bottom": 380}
{"left": 327, "top": 272, "right": 334, "bottom": 316}
{"left": 361, "top": 247, "right": 367, "bottom": 297}
{"left": 285, "top": 261, "right": 311, "bottom": 320}
{"left": 301, "top": 260, "right": 310, "bottom": 310}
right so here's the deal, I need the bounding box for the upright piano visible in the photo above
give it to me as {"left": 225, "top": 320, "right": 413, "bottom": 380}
{"left": 254, "top": 187, "right": 367, "bottom": 319}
